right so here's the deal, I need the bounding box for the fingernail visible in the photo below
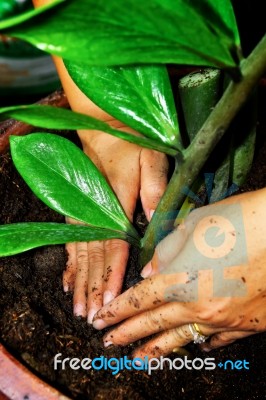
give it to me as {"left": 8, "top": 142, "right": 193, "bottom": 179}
{"left": 140, "top": 261, "right": 152, "bottom": 278}
{"left": 103, "top": 290, "right": 115, "bottom": 305}
{"left": 93, "top": 319, "right": 108, "bottom": 330}
{"left": 87, "top": 308, "right": 97, "bottom": 324}
{"left": 172, "top": 347, "right": 181, "bottom": 353}
{"left": 74, "top": 303, "right": 85, "bottom": 317}
{"left": 104, "top": 340, "right": 113, "bottom": 348}
{"left": 63, "top": 284, "right": 69, "bottom": 292}
{"left": 149, "top": 209, "right": 155, "bottom": 221}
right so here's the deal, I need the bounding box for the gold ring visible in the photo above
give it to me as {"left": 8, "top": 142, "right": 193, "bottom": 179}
{"left": 189, "top": 323, "right": 209, "bottom": 344}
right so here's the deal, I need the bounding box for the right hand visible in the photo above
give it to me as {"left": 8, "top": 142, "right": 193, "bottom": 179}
{"left": 93, "top": 188, "right": 266, "bottom": 357}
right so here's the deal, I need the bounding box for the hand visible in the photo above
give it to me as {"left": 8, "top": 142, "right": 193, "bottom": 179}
{"left": 92, "top": 188, "right": 266, "bottom": 358}
{"left": 32, "top": 0, "right": 168, "bottom": 323}
{"left": 63, "top": 129, "right": 168, "bottom": 323}
{"left": 59, "top": 61, "right": 168, "bottom": 325}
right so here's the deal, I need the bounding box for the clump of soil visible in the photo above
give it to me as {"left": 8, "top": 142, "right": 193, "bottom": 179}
{"left": 1, "top": 94, "right": 266, "bottom": 399}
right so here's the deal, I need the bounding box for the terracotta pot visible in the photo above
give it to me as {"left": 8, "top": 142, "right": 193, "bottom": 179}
{"left": 0, "top": 343, "right": 70, "bottom": 400}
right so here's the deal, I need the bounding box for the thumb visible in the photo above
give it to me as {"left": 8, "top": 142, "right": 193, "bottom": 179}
{"left": 140, "top": 149, "right": 168, "bottom": 221}
{"left": 140, "top": 224, "right": 188, "bottom": 278}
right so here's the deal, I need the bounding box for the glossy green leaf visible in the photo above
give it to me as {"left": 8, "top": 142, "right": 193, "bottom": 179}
{"left": 65, "top": 63, "right": 181, "bottom": 148}
{"left": 190, "top": 0, "right": 240, "bottom": 47}
{"left": 10, "top": 134, "right": 138, "bottom": 239}
{"left": 1, "top": 0, "right": 240, "bottom": 69}
{"left": 0, "top": 0, "right": 65, "bottom": 29}
{"left": 0, "top": 222, "right": 139, "bottom": 257}
{"left": 0, "top": 105, "right": 178, "bottom": 155}
{"left": 0, "top": 0, "right": 31, "bottom": 20}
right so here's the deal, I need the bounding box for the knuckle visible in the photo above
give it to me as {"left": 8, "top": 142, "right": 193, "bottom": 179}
{"left": 196, "top": 306, "right": 218, "bottom": 324}
{"left": 77, "top": 249, "right": 89, "bottom": 265}
{"left": 196, "top": 299, "right": 230, "bottom": 324}
{"left": 145, "top": 311, "right": 169, "bottom": 332}
{"left": 104, "top": 239, "right": 124, "bottom": 252}
{"left": 173, "top": 325, "right": 191, "bottom": 342}
{"left": 87, "top": 247, "right": 103, "bottom": 265}
{"left": 145, "top": 310, "right": 161, "bottom": 331}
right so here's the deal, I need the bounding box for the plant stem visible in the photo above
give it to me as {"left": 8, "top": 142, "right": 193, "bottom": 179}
{"left": 141, "top": 34, "right": 266, "bottom": 265}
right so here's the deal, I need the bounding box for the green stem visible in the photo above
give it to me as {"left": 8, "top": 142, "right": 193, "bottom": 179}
{"left": 0, "top": 0, "right": 65, "bottom": 30}
{"left": 141, "top": 34, "right": 266, "bottom": 265}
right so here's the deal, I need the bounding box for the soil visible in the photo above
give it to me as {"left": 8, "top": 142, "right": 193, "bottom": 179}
{"left": 0, "top": 1, "right": 266, "bottom": 398}
{"left": 1, "top": 95, "right": 266, "bottom": 400}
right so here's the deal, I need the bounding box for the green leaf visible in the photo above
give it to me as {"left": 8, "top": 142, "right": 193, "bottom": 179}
{"left": 0, "top": 104, "right": 178, "bottom": 155}
{"left": 10, "top": 134, "right": 139, "bottom": 239}
{"left": 0, "top": 222, "right": 139, "bottom": 257}
{"left": 190, "top": 0, "right": 240, "bottom": 47}
{"left": 0, "top": 0, "right": 65, "bottom": 30}
{"left": 1, "top": 0, "right": 240, "bottom": 69}
{"left": 65, "top": 63, "right": 181, "bottom": 148}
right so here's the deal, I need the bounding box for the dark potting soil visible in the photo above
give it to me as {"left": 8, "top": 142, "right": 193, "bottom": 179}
{"left": 1, "top": 106, "right": 266, "bottom": 399}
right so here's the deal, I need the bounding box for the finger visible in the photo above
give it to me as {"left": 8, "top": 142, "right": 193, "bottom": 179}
{"left": 201, "top": 330, "right": 257, "bottom": 352}
{"left": 93, "top": 266, "right": 201, "bottom": 330}
{"left": 140, "top": 149, "right": 168, "bottom": 221}
{"left": 133, "top": 323, "right": 217, "bottom": 359}
{"left": 92, "top": 273, "right": 181, "bottom": 330}
{"left": 63, "top": 242, "right": 77, "bottom": 292}
{"left": 100, "top": 165, "right": 138, "bottom": 306}
{"left": 104, "top": 301, "right": 219, "bottom": 348}
{"left": 108, "top": 173, "right": 139, "bottom": 222}
{"left": 87, "top": 240, "right": 105, "bottom": 324}
{"left": 73, "top": 242, "right": 89, "bottom": 318}
{"left": 133, "top": 325, "right": 194, "bottom": 359}
{"left": 102, "top": 302, "right": 195, "bottom": 346}
{"left": 103, "top": 239, "right": 129, "bottom": 305}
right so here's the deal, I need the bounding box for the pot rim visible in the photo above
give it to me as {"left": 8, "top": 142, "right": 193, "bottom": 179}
{"left": 0, "top": 343, "right": 71, "bottom": 400}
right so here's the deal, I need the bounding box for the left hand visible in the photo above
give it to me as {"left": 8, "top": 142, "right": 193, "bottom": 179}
{"left": 92, "top": 189, "right": 266, "bottom": 358}
{"left": 32, "top": 0, "right": 169, "bottom": 324}
{"left": 63, "top": 130, "right": 168, "bottom": 323}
